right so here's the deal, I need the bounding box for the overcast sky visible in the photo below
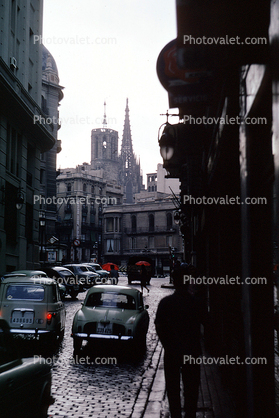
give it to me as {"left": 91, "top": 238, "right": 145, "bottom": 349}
{"left": 42, "top": 0, "right": 177, "bottom": 186}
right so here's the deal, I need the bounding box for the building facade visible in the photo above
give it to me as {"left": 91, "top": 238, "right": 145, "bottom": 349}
{"left": 103, "top": 193, "right": 183, "bottom": 274}
{"left": 0, "top": 0, "right": 58, "bottom": 274}
{"left": 56, "top": 162, "right": 123, "bottom": 263}
{"left": 39, "top": 45, "right": 64, "bottom": 263}
{"left": 157, "top": 1, "right": 275, "bottom": 416}
{"left": 147, "top": 163, "right": 180, "bottom": 194}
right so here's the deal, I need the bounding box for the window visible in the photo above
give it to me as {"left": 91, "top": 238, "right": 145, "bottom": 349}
{"left": 131, "top": 237, "right": 136, "bottom": 249}
{"left": 67, "top": 183, "right": 71, "bottom": 193}
{"left": 131, "top": 215, "right": 137, "bottom": 233}
{"left": 86, "top": 292, "right": 136, "bottom": 310}
{"left": 149, "top": 214, "right": 154, "bottom": 232}
{"left": 4, "top": 182, "right": 17, "bottom": 244}
{"left": 11, "top": 0, "right": 16, "bottom": 32}
{"left": 40, "top": 169, "right": 45, "bottom": 184}
{"left": 106, "top": 217, "right": 113, "bottom": 232}
{"left": 6, "top": 126, "right": 21, "bottom": 177}
{"left": 83, "top": 183, "right": 87, "bottom": 192}
{"left": 148, "top": 236, "right": 154, "bottom": 248}
{"left": 166, "top": 235, "right": 172, "bottom": 247}
{"left": 167, "top": 213, "right": 173, "bottom": 230}
{"left": 6, "top": 285, "right": 44, "bottom": 301}
{"left": 27, "top": 143, "right": 35, "bottom": 187}
{"left": 107, "top": 239, "right": 114, "bottom": 252}
{"left": 25, "top": 202, "right": 33, "bottom": 243}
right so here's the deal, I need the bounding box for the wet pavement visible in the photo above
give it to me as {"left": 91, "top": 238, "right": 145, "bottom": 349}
{"left": 46, "top": 275, "right": 173, "bottom": 417}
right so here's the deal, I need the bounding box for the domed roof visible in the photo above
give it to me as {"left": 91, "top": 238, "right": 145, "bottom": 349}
{"left": 42, "top": 45, "right": 59, "bottom": 84}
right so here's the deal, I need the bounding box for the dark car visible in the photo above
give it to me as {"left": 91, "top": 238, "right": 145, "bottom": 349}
{"left": 0, "top": 318, "right": 54, "bottom": 418}
{"left": 63, "top": 264, "right": 100, "bottom": 290}
{"left": 42, "top": 266, "right": 80, "bottom": 299}
{"left": 127, "top": 256, "right": 153, "bottom": 285}
{"left": 83, "top": 263, "right": 110, "bottom": 279}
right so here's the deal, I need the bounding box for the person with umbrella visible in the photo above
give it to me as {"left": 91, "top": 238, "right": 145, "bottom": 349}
{"left": 140, "top": 264, "right": 149, "bottom": 294}
{"left": 109, "top": 264, "right": 119, "bottom": 285}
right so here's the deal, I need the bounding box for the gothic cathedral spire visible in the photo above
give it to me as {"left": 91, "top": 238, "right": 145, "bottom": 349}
{"left": 119, "top": 98, "right": 142, "bottom": 203}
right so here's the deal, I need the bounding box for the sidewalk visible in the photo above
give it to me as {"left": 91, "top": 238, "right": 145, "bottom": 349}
{"left": 131, "top": 341, "right": 236, "bottom": 418}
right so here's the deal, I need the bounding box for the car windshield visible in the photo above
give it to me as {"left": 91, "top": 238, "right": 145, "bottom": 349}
{"left": 6, "top": 285, "right": 45, "bottom": 301}
{"left": 94, "top": 265, "right": 101, "bottom": 270}
{"left": 77, "top": 266, "right": 89, "bottom": 272}
{"left": 86, "top": 292, "right": 136, "bottom": 309}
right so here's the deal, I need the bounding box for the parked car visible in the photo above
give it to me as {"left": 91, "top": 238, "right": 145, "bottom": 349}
{"left": 71, "top": 285, "right": 149, "bottom": 354}
{"left": 63, "top": 264, "right": 100, "bottom": 289}
{"left": 1, "top": 270, "right": 67, "bottom": 300}
{"left": 0, "top": 318, "right": 54, "bottom": 418}
{"left": 127, "top": 256, "right": 153, "bottom": 285}
{"left": 83, "top": 263, "right": 109, "bottom": 279}
{"left": 84, "top": 263, "right": 119, "bottom": 284}
{"left": 42, "top": 266, "right": 80, "bottom": 299}
{"left": 0, "top": 274, "right": 66, "bottom": 344}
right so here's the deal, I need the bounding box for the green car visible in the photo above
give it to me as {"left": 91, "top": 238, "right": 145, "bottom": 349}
{"left": 2, "top": 270, "right": 67, "bottom": 300}
{"left": 0, "top": 274, "right": 66, "bottom": 344}
{"left": 0, "top": 319, "right": 54, "bottom": 417}
{"left": 71, "top": 285, "right": 149, "bottom": 354}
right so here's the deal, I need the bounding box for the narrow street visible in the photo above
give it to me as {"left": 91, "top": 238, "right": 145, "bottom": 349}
{"left": 47, "top": 276, "right": 172, "bottom": 417}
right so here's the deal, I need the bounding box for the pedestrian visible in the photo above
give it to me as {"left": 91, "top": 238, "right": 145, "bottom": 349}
{"left": 155, "top": 264, "right": 206, "bottom": 418}
{"left": 109, "top": 264, "right": 119, "bottom": 284}
{"left": 140, "top": 264, "right": 149, "bottom": 294}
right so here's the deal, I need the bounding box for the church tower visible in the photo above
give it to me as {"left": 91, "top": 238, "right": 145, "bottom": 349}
{"left": 91, "top": 102, "right": 119, "bottom": 183}
{"left": 119, "top": 99, "right": 142, "bottom": 203}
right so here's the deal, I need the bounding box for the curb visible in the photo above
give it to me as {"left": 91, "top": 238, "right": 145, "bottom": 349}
{"left": 131, "top": 341, "right": 166, "bottom": 418}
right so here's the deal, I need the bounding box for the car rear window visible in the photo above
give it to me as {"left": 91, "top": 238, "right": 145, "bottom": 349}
{"left": 6, "top": 285, "right": 45, "bottom": 301}
{"left": 86, "top": 292, "right": 136, "bottom": 309}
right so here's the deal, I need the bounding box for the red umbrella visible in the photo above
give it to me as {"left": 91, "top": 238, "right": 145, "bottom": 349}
{"left": 135, "top": 261, "right": 151, "bottom": 266}
{"left": 102, "top": 262, "right": 119, "bottom": 271}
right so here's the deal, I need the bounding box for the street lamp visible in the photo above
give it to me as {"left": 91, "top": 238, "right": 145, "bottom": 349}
{"left": 15, "top": 188, "right": 24, "bottom": 210}
{"left": 174, "top": 210, "right": 181, "bottom": 225}
{"left": 39, "top": 211, "right": 46, "bottom": 263}
{"left": 158, "top": 123, "right": 176, "bottom": 163}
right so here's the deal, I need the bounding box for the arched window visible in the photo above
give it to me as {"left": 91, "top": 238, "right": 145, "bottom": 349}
{"left": 131, "top": 215, "right": 137, "bottom": 233}
{"left": 83, "top": 183, "right": 87, "bottom": 192}
{"left": 167, "top": 213, "right": 172, "bottom": 230}
{"left": 149, "top": 214, "right": 154, "bottom": 232}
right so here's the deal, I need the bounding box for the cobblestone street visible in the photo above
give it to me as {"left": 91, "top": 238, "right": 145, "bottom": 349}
{"left": 47, "top": 276, "right": 172, "bottom": 417}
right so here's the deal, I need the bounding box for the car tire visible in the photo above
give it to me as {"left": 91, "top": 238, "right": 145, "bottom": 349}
{"left": 133, "top": 335, "right": 146, "bottom": 357}
{"left": 36, "top": 382, "right": 53, "bottom": 418}
{"left": 58, "top": 328, "right": 65, "bottom": 343}
{"left": 73, "top": 337, "right": 82, "bottom": 353}
{"left": 70, "top": 290, "right": 78, "bottom": 300}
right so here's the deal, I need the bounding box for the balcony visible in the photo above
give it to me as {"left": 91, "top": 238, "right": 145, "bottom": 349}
{"left": 124, "top": 226, "right": 177, "bottom": 235}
